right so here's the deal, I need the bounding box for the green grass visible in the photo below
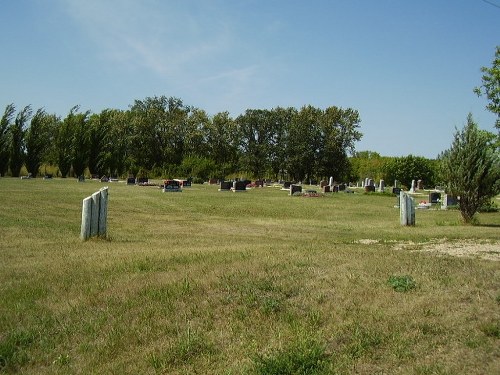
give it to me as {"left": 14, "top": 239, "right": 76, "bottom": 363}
{"left": 0, "top": 178, "right": 499, "bottom": 374}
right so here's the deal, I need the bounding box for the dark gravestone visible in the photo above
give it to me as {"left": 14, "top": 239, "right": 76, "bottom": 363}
{"left": 392, "top": 187, "right": 402, "bottom": 195}
{"left": 163, "top": 179, "right": 181, "bottom": 192}
{"left": 175, "top": 179, "right": 191, "bottom": 187}
{"left": 219, "top": 181, "right": 231, "bottom": 191}
{"left": 78, "top": 175, "right": 85, "bottom": 182}
{"left": 127, "top": 177, "right": 136, "bottom": 185}
{"left": 338, "top": 183, "right": 346, "bottom": 191}
{"left": 137, "top": 177, "right": 149, "bottom": 184}
{"left": 446, "top": 195, "right": 458, "bottom": 206}
{"left": 290, "top": 184, "right": 302, "bottom": 195}
{"left": 429, "top": 192, "right": 441, "bottom": 204}
{"left": 332, "top": 185, "right": 339, "bottom": 193}
{"left": 233, "top": 181, "right": 247, "bottom": 192}
{"left": 364, "top": 185, "right": 375, "bottom": 192}
{"left": 283, "top": 181, "right": 292, "bottom": 189}
{"left": 322, "top": 185, "right": 331, "bottom": 193}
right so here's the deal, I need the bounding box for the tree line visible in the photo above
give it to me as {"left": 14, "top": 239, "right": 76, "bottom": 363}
{"left": 0, "top": 96, "right": 363, "bottom": 181}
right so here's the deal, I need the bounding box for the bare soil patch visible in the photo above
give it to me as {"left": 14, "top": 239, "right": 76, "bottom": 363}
{"left": 393, "top": 239, "right": 500, "bottom": 261}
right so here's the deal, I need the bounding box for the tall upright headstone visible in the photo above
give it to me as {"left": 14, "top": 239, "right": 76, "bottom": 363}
{"left": 379, "top": 179, "right": 385, "bottom": 192}
{"left": 81, "top": 187, "right": 109, "bottom": 240}
{"left": 409, "top": 179, "right": 416, "bottom": 193}
{"left": 400, "top": 191, "right": 415, "bottom": 226}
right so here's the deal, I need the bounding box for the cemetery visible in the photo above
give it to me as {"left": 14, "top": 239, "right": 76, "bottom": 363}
{"left": 0, "top": 177, "right": 499, "bottom": 374}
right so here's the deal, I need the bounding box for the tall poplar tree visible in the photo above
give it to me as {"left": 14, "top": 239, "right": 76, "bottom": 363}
{"left": 0, "top": 104, "right": 15, "bottom": 176}
{"left": 9, "top": 105, "right": 32, "bottom": 177}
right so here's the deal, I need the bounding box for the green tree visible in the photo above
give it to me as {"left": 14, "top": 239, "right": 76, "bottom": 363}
{"left": 287, "top": 106, "right": 322, "bottom": 182}
{"left": 25, "top": 109, "right": 55, "bottom": 177}
{"left": 130, "top": 96, "right": 191, "bottom": 175}
{"left": 268, "top": 107, "right": 295, "bottom": 180}
{"left": 474, "top": 46, "right": 500, "bottom": 130}
{"left": 440, "top": 114, "right": 500, "bottom": 223}
{"left": 317, "top": 106, "right": 362, "bottom": 181}
{"left": 59, "top": 106, "right": 90, "bottom": 178}
{"left": 9, "top": 105, "right": 32, "bottom": 177}
{"left": 87, "top": 111, "right": 110, "bottom": 177}
{"left": 349, "top": 151, "right": 388, "bottom": 182}
{"left": 0, "top": 104, "right": 15, "bottom": 176}
{"left": 205, "top": 111, "right": 240, "bottom": 179}
{"left": 383, "top": 155, "right": 436, "bottom": 189}
{"left": 56, "top": 107, "right": 77, "bottom": 177}
{"left": 237, "top": 109, "right": 274, "bottom": 179}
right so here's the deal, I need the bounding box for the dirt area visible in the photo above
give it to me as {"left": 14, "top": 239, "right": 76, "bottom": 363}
{"left": 355, "top": 238, "right": 500, "bottom": 261}
{"left": 394, "top": 239, "right": 500, "bottom": 261}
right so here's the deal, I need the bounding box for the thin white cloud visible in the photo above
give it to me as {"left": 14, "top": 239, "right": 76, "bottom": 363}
{"left": 58, "top": 0, "right": 235, "bottom": 80}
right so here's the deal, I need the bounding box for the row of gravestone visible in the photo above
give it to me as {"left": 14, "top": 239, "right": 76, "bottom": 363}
{"left": 219, "top": 180, "right": 249, "bottom": 192}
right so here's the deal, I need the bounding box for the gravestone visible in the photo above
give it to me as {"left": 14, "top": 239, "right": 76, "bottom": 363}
{"left": 368, "top": 179, "right": 374, "bottom": 188}
{"left": 208, "top": 178, "right": 218, "bottom": 185}
{"left": 400, "top": 191, "right": 415, "bottom": 226}
{"left": 81, "top": 186, "right": 109, "bottom": 240}
{"left": 290, "top": 184, "right": 302, "bottom": 195}
{"left": 100, "top": 175, "right": 109, "bottom": 183}
{"left": 392, "top": 187, "right": 402, "bottom": 195}
{"left": 175, "top": 179, "right": 191, "bottom": 187}
{"left": 379, "top": 180, "right": 385, "bottom": 192}
{"left": 365, "top": 185, "right": 375, "bottom": 192}
{"left": 394, "top": 180, "right": 398, "bottom": 188}
{"left": 283, "top": 181, "right": 292, "bottom": 189}
{"left": 127, "top": 177, "right": 136, "bottom": 185}
{"left": 441, "top": 194, "right": 458, "bottom": 209}
{"left": 163, "top": 179, "right": 181, "bottom": 192}
{"left": 137, "top": 177, "right": 149, "bottom": 184}
{"left": 329, "top": 176, "right": 334, "bottom": 187}
{"left": 429, "top": 192, "right": 441, "bottom": 204}
{"left": 417, "top": 180, "right": 424, "bottom": 190}
{"left": 232, "top": 180, "right": 247, "bottom": 192}
{"left": 320, "top": 180, "right": 328, "bottom": 188}
{"left": 339, "top": 183, "right": 346, "bottom": 191}
{"left": 322, "top": 185, "right": 331, "bottom": 193}
{"left": 78, "top": 175, "right": 85, "bottom": 182}
{"left": 409, "top": 179, "right": 416, "bottom": 193}
{"left": 219, "top": 181, "right": 231, "bottom": 191}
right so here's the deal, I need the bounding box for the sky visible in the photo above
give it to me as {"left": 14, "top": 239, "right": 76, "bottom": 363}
{"left": 1, "top": 0, "right": 499, "bottom": 158}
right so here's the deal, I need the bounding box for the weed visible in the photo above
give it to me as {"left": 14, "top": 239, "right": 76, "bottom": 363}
{"left": 52, "top": 353, "right": 70, "bottom": 366}
{"left": 480, "top": 321, "right": 500, "bottom": 338}
{"left": 388, "top": 275, "right": 416, "bottom": 292}
{"left": 0, "top": 329, "right": 35, "bottom": 371}
{"left": 147, "top": 326, "right": 216, "bottom": 370}
{"left": 253, "top": 338, "right": 329, "bottom": 375}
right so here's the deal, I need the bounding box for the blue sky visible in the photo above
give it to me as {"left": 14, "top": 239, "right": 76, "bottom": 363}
{"left": 1, "top": 0, "right": 498, "bottom": 158}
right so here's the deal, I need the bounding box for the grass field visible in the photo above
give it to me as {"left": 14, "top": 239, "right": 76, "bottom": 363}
{"left": 0, "top": 177, "right": 499, "bottom": 374}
